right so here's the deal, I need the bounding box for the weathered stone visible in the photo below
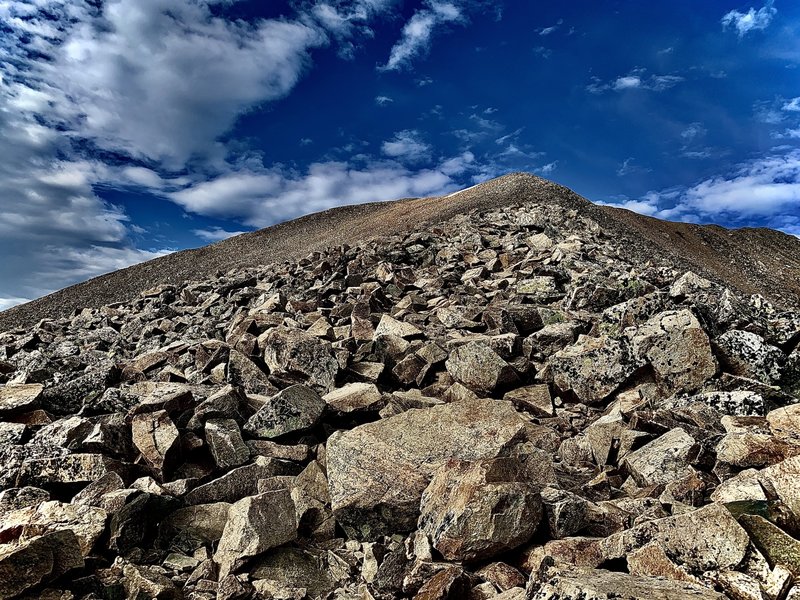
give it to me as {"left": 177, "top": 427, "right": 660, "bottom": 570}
{"left": 418, "top": 458, "right": 543, "bottom": 561}
{"left": 0, "top": 530, "right": 84, "bottom": 599}
{"left": 0, "top": 421, "right": 25, "bottom": 446}
{"left": 738, "top": 514, "right": 800, "bottom": 576}
{"left": 602, "top": 503, "right": 750, "bottom": 572}
{"left": 623, "top": 428, "right": 697, "bottom": 487}
{"left": 263, "top": 327, "right": 339, "bottom": 392}
{"left": 205, "top": 418, "right": 249, "bottom": 469}
{"left": 413, "top": 566, "right": 470, "bottom": 600}
{"left": 323, "top": 383, "right": 382, "bottom": 413}
{"left": 244, "top": 384, "right": 325, "bottom": 439}
{"left": 122, "top": 563, "right": 181, "bottom": 599}
{"left": 767, "top": 404, "right": 800, "bottom": 442}
{"left": 17, "top": 453, "right": 118, "bottom": 487}
{"left": 251, "top": 547, "right": 336, "bottom": 598}
{"left": 214, "top": 489, "right": 298, "bottom": 577}
{"left": 327, "top": 398, "right": 537, "bottom": 539}
{"left": 0, "top": 486, "right": 49, "bottom": 511}
{"left": 503, "top": 384, "right": 554, "bottom": 416}
{"left": 682, "top": 390, "right": 766, "bottom": 417}
{"left": 531, "top": 567, "right": 726, "bottom": 599}
{"left": 185, "top": 456, "right": 300, "bottom": 504}
{"left": 227, "top": 349, "right": 275, "bottom": 396}
{"left": 291, "top": 461, "right": 334, "bottom": 540}
{"left": 0, "top": 383, "right": 42, "bottom": 417}
{"left": 159, "top": 502, "right": 230, "bottom": 545}
{"left": 550, "top": 335, "right": 636, "bottom": 403}
{"left": 628, "top": 309, "right": 716, "bottom": 394}
{"left": 131, "top": 409, "right": 180, "bottom": 478}
{"left": 374, "top": 315, "right": 422, "bottom": 339}
{"left": 445, "top": 341, "right": 518, "bottom": 394}
{"left": 715, "top": 330, "right": 784, "bottom": 384}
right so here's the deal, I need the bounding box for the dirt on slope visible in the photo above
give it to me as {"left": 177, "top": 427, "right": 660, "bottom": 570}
{"left": 2, "top": 172, "right": 799, "bottom": 332}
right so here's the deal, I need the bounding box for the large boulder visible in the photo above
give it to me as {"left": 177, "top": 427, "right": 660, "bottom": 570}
{"left": 0, "top": 530, "right": 84, "bottom": 598}
{"left": 326, "top": 398, "right": 540, "bottom": 539}
{"left": 623, "top": 428, "right": 698, "bottom": 487}
{"left": 714, "top": 330, "right": 784, "bottom": 384}
{"left": 243, "top": 384, "right": 325, "bottom": 439}
{"left": 418, "top": 457, "right": 543, "bottom": 561}
{"left": 628, "top": 309, "right": 717, "bottom": 395}
{"left": 131, "top": 409, "right": 180, "bottom": 479}
{"left": 262, "top": 327, "right": 338, "bottom": 392}
{"left": 549, "top": 335, "right": 636, "bottom": 403}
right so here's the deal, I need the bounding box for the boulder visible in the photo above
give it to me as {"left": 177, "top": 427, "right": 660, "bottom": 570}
{"left": 714, "top": 330, "right": 784, "bottom": 384}
{"left": 628, "top": 309, "right": 717, "bottom": 395}
{"left": 205, "top": 418, "right": 249, "bottom": 469}
{"left": 549, "top": 335, "right": 636, "bottom": 403}
{"left": 0, "top": 530, "right": 84, "bottom": 598}
{"left": 445, "top": 341, "right": 518, "bottom": 394}
{"left": 244, "top": 384, "right": 325, "bottom": 439}
{"left": 263, "top": 327, "right": 339, "bottom": 392}
{"left": 0, "top": 383, "right": 42, "bottom": 417}
{"left": 418, "top": 457, "right": 543, "bottom": 561}
{"left": 214, "top": 489, "right": 298, "bottom": 577}
{"left": 131, "top": 409, "right": 181, "bottom": 478}
{"left": 374, "top": 314, "right": 423, "bottom": 339}
{"left": 327, "top": 398, "right": 538, "bottom": 538}
{"left": 323, "top": 382, "right": 382, "bottom": 413}
{"left": 623, "top": 428, "right": 698, "bottom": 487}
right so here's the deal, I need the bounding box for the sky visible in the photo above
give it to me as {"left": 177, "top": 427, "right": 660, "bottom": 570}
{"left": 1, "top": 0, "right": 799, "bottom": 309}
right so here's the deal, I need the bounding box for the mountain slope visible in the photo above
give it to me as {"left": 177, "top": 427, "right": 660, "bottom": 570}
{"left": 2, "top": 172, "right": 799, "bottom": 332}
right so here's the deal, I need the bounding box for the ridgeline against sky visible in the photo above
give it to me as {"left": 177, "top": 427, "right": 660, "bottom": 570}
{"left": 0, "top": 0, "right": 798, "bottom": 308}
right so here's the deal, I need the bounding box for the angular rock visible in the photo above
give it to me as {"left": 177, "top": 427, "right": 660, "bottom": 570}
{"left": 445, "top": 341, "right": 518, "bottom": 394}
{"left": 550, "top": 335, "right": 636, "bottom": 403}
{"left": 374, "top": 315, "right": 423, "bottom": 339}
{"left": 715, "top": 330, "right": 784, "bottom": 384}
{"left": 738, "top": 514, "right": 800, "bottom": 576}
{"left": 0, "top": 530, "right": 84, "bottom": 599}
{"left": 131, "top": 409, "right": 180, "bottom": 479}
{"left": 185, "top": 456, "right": 299, "bottom": 504}
{"left": 205, "top": 418, "right": 249, "bottom": 469}
{"left": 531, "top": 567, "right": 726, "bottom": 600}
{"left": 623, "top": 428, "right": 697, "bottom": 487}
{"left": 17, "top": 453, "right": 118, "bottom": 487}
{"left": 628, "top": 309, "right": 716, "bottom": 395}
{"left": 323, "top": 382, "right": 382, "bottom": 413}
{"left": 263, "top": 327, "right": 339, "bottom": 392}
{"left": 503, "top": 384, "right": 554, "bottom": 417}
{"left": 327, "top": 398, "right": 538, "bottom": 539}
{"left": 214, "top": 489, "right": 298, "bottom": 577}
{"left": 251, "top": 547, "right": 336, "bottom": 598}
{"left": 0, "top": 383, "right": 42, "bottom": 417}
{"left": 244, "top": 384, "right": 325, "bottom": 439}
{"left": 418, "top": 457, "right": 543, "bottom": 561}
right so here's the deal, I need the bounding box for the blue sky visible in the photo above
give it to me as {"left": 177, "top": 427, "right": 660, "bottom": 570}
{"left": 1, "top": 0, "right": 799, "bottom": 308}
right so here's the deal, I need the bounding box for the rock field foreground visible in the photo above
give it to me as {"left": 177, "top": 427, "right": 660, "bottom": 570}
{"left": 0, "top": 199, "right": 800, "bottom": 599}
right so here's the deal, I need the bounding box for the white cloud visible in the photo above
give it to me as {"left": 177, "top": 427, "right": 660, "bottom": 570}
{"left": 722, "top": 0, "right": 777, "bottom": 37}
{"left": 381, "top": 130, "right": 432, "bottom": 161}
{"left": 0, "top": 297, "right": 31, "bottom": 312}
{"left": 605, "top": 149, "right": 800, "bottom": 235}
{"left": 375, "top": 95, "right": 394, "bottom": 106}
{"left": 617, "top": 157, "right": 651, "bottom": 177}
{"left": 168, "top": 152, "right": 479, "bottom": 227}
{"left": 783, "top": 97, "right": 800, "bottom": 112}
{"left": 537, "top": 161, "right": 558, "bottom": 175}
{"left": 380, "top": 1, "right": 464, "bottom": 71}
{"left": 588, "top": 69, "right": 684, "bottom": 94}
{"left": 193, "top": 227, "right": 250, "bottom": 242}
{"left": 681, "top": 123, "right": 707, "bottom": 140}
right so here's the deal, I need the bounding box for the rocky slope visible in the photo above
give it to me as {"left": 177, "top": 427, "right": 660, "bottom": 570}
{"left": 2, "top": 173, "right": 800, "bottom": 333}
{"left": 0, "top": 181, "right": 799, "bottom": 599}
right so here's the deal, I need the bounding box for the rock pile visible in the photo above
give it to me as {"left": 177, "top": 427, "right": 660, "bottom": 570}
{"left": 0, "top": 200, "right": 799, "bottom": 599}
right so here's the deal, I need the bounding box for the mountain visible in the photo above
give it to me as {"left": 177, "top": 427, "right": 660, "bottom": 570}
{"left": 0, "top": 172, "right": 799, "bottom": 598}
{"left": 2, "top": 172, "right": 799, "bottom": 334}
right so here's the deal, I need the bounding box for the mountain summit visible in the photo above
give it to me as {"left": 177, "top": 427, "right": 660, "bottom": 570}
{"left": 1, "top": 173, "right": 799, "bottom": 333}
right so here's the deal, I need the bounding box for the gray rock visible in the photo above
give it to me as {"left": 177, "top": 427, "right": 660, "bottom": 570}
{"left": 205, "top": 418, "right": 249, "bottom": 469}
{"left": 445, "top": 341, "right": 518, "bottom": 394}
{"left": 327, "top": 398, "right": 537, "bottom": 539}
{"left": 244, "top": 384, "right": 325, "bottom": 439}
{"left": 628, "top": 309, "right": 717, "bottom": 395}
{"left": 418, "top": 457, "right": 543, "bottom": 561}
{"left": 0, "top": 529, "right": 84, "bottom": 598}
{"left": 323, "top": 382, "right": 382, "bottom": 413}
{"left": 263, "top": 327, "right": 339, "bottom": 392}
{"left": 0, "top": 383, "right": 42, "bottom": 417}
{"left": 214, "top": 489, "right": 298, "bottom": 578}
{"left": 550, "top": 335, "right": 636, "bottom": 403}
{"left": 131, "top": 409, "right": 181, "bottom": 478}
{"left": 185, "top": 456, "right": 300, "bottom": 504}
{"left": 374, "top": 314, "right": 422, "bottom": 339}
{"left": 715, "top": 330, "right": 784, "bottom": 384}
{"left": 623, "top": 428, "right": 697, "bottom": 487}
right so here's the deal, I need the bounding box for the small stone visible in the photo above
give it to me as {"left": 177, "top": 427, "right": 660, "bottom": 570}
{"left": 244, "top": 384, "right": 325, "bottom": 439}
{"left": 323, "top": 383, "right": 382, "bottom": 413}
{"left": 205, "top": 418, "right": 249, "bottom": 469}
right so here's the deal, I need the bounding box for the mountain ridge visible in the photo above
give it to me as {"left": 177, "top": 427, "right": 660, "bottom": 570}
{"left": 2, "top": 172, "right": 799, "bottom": 333}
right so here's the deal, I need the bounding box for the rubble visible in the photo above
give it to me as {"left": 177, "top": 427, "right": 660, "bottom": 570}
{"left": 0, "top": 197, "right": 798, "bottom": 599}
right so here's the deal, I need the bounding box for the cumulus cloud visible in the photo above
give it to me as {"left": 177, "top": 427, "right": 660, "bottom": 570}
{"left": 193, "top": 227, "right": 250, "bottom": 242}
{"left": 375, "top": 95, "right": 394, "bottom": 106}
{"left": 604, "top": 149, "right": 800, "bottom": 235}
{"left": 380, "top": 1, "right": 464, "bottom": 71}
{"left": 381, "top": 130, "right": 432, "bottom": 161}
{"left": 783, "top": 97, "right": 800, "bottom": 112}
{"left": 722, "top": 0, "right": 777, "bottom": 37}
{"left": 587, "top": 68, "right": 684, "bottom": 94}
{"left": 168, "top": 152, "right": 479, "bottom": 227}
